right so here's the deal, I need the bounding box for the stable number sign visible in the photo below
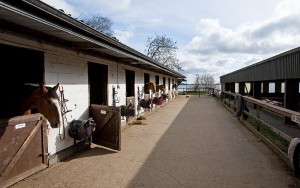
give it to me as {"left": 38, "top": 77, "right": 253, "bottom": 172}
{"left": 291, "top": 114, "right": 300, "bottom": 124}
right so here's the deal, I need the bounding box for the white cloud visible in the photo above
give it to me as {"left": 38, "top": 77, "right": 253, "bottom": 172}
{"left": 81, "top": 0, "right": 133, "bottom": 12}
{"left": 274, "top": 0, "right": 300, "bottom": 18}
{"left": 114, "top": 27, "right": 135, "bottom": 45}
{"left": 181, "top": 0, "right": 300, "bottom": 83}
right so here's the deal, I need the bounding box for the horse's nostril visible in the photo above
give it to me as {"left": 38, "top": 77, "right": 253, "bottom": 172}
{"left": 53, "top": 122, "right": 59, "bottom": 128}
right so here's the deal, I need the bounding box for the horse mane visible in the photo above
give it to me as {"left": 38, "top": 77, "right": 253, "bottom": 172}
{"left": 18, "top": 83, "right": 54, "bottom": 115}
{"left": 1, "top": 83, "right": 38, "bottom": 118}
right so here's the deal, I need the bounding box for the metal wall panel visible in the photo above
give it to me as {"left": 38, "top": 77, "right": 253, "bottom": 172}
{"left": 220, "top": 48, "right": 300, "bottom": 83}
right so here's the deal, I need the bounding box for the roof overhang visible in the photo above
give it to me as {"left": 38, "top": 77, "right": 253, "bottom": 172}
{"left": 0, "top": 0, "right": 186, "bottom": 79}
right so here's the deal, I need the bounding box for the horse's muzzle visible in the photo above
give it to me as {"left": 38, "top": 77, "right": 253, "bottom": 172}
{"left": 50, "top": 121, "right": 60, "bottom": 128}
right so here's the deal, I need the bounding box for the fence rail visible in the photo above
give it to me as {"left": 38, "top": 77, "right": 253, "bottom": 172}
{"left": 177, "top": 84, "right": 221, "bottom": 94}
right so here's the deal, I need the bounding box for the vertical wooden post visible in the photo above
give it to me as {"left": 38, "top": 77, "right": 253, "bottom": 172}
{"left": 253, "top": 81, "right": 261, "bottom": 109}
{"left": 284, "top": 79, "right": 299, "bottom": 124}
{"left": 256, "top": 106, "right": 261, "bottom": 131}
{"left": 239, "top": 82, "right": 245, "bottom": 95}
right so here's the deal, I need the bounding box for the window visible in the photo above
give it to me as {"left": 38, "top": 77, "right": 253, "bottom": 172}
{"left": 235, "top": 83, "right": 239, "bottom": 93}
{"left": 281, "top": 82, "right": 285, "bottom": 93}
{"left": 269, "top": 82, "right": 275, "bottom": 93}
{"left": 245, "top": 83, "right": 251, "bottom": 93}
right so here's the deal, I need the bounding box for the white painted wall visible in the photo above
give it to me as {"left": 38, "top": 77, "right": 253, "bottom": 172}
{"left": 44, "top": 48, "right": 90, "bottom": 153}
{"left": 0, "top": 32, "right": 178, "bottom": 156}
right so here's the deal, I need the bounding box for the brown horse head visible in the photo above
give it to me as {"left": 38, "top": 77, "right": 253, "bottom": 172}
{"left": 156, "top": 84, "right": 165, "bottom": 93}
{"left": 144, "top": 82, "right": 156, "bottom": 94}
{"left": 20, "top": 83, "right": 62, "bottom": 128}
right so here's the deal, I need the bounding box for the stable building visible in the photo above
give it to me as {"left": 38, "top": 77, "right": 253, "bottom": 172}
{"left": 0, "top": 0, "right": 185, "bottom": 187}
{"left": 220, "top": 46, "right": 300, "bottom": 124}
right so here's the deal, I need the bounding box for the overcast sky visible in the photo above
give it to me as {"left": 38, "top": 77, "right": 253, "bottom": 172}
{"left": 41, "top": 0, "right": 300, "bottom": 83}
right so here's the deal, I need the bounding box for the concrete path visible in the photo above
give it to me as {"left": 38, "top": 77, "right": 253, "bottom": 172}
{"left": 10, "top": 95, "right": 299, "bottom": 188}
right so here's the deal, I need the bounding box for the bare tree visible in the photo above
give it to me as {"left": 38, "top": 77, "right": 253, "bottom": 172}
{"left": 194, "top": 73, "right": 215, "bottom": 91}
{"left": 145, "top": 34, "right": 182, "bottom": 71}
{"left": 193, "top": 74, "right": 201, "bottom": 91}
{"left": 81, "top": 14, "right": 114, "bottom": 36}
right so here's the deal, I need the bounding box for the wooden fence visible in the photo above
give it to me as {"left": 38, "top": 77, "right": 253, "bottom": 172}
{"left": 212, "top": 89, "right": 300, "bottom": 170}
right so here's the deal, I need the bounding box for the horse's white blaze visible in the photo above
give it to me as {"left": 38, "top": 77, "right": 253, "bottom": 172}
{"left": 50, "top": 98, "right": 63, "bottom": 126}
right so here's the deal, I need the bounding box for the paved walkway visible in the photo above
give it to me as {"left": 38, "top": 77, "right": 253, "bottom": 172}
{"left": 10, "top": 95, "right": 299, "bottom": 188}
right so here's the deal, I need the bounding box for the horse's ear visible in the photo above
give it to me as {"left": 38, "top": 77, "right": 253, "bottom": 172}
{"left": 53, "top": 83, "right": 59, "bottom": 91}
{"left": 39, "top": 83, "right": 48, "bottom": 95}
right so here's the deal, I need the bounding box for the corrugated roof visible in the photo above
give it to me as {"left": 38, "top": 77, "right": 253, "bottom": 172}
{"left": 220, "top": 46, "right": 300, "bottom": 83}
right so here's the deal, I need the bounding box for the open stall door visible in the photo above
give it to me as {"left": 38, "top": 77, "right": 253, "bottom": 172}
{"left": 89, "top": 105, "right": 121, "bottom": 151}
{"left": 88, "top": 62, "right": 120, "bottom": 150}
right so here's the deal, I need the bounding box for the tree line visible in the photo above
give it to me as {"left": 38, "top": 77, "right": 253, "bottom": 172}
{"left": 82, "top": 14, "right": 182, "bottom": 71}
